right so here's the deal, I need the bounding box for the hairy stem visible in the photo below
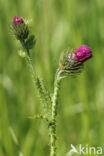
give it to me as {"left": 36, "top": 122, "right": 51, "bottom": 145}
{"left": 20, "top": 40, "right": 51, "bottom": 113}
{"left": 50, "top": 71, "right": 62, "bottom": 156}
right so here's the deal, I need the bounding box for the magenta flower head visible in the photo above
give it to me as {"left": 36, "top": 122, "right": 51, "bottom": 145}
{"left": 72, "top": 45, "right": 92, "bottom": 63}
{"left": 59, "top": 45, "right": 92, "bottom": 75}
{"left": 10, "top": 16, "right": 29, "bottom": 40}
{"left": 13, "top": 16, "right": 24, "bottom": 23}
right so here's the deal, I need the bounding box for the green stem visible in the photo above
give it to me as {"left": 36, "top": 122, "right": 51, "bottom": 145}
{"left": 50, "top": 71, "right": 62, "bottom": 156}
{"left": 20, "top": 40, "right": 51, "bottom": 111}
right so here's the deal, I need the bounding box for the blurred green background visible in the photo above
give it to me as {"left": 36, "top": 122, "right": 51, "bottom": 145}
{"left": 0, "top": 0, "right": 104, "bottom": 155}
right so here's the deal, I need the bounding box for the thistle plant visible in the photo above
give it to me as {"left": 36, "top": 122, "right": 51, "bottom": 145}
{"left": 10, "top": 17, "right": 92, "bottom": 156}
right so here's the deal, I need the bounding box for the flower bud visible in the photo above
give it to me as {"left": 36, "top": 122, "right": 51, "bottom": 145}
{"left": 59, "top": 45, "right": 92, "bottom": 75}
{"left": 10, "top": 16, "right": 29, "bottom": 40}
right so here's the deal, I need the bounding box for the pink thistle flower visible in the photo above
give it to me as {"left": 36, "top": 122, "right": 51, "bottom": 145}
{"left": 72, "top": 45, "right": 92, "bottom": 63}
{"left": 59, "top": 45, "right": 92, "bottom": 75}
{"left": 13, "top": 16, "right": 24, "bottom": 23}
{"left": 10, "top": 16, "right": 29, "bottom": 40}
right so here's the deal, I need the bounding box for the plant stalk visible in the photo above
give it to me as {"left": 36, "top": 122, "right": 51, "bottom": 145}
{"left": 20, "top": 40, "right": 51, "bottom": 109}
{"left": 50, "top": 71, "right": 62, "bottom": 156}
